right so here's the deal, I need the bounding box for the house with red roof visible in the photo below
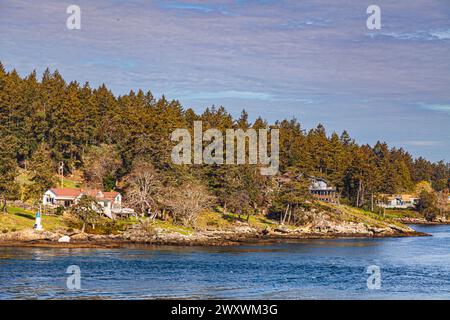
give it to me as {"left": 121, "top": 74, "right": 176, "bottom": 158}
{"left": 42, "top": 188, "right": 123, "bottom": 218}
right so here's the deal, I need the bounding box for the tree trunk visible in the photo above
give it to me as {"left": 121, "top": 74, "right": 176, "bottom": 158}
{"left": 282, "top": 204, "right": 289, "bottom": 225}
{"left": 292, "top": 205, "right": 298, "bottom": 225}
{"left": 356, "top": 179, "right": 362, "bottom": 207}
{"left": 1, "top": 195, "right": 6, "bottom": 213}
{"left": 371, "top": 193, "right": 374, "bottom": 212}
{"left": 361, "top": 184, "right": 365, "bottom": 206}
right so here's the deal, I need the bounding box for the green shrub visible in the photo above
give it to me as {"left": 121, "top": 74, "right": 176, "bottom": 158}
{"left": 55, "top": 206, "right": 65, "bottom": 216}
{"left": 423, "top": 208, "right": 437, "bottom": 222}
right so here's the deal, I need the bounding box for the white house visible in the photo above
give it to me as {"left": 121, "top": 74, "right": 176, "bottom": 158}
{"left": 377, "top": 194, "right": 419, "bottom": 209}
{"left": 43, "top": 188, "right": 123, "bottom": 218}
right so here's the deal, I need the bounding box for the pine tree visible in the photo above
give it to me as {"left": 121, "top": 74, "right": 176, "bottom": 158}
{"left": 28, "top": 143, "right": 56, "bottom": 200}
{"left": 0, "top": 136, "right": 19, "bottom": 212}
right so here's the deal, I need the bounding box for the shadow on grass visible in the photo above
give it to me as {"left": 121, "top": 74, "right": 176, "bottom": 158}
{"left": 14, "top": 212, "right": 34, "bottom": 220}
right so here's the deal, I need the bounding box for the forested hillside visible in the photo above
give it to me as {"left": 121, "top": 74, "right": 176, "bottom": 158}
{"left": 0, "top": 63, "right": 449, "bottom": 222}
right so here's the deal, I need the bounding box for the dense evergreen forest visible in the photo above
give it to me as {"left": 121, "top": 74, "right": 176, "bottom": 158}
{"left": 0, "top": 63, "right": 449, "bottom": 222}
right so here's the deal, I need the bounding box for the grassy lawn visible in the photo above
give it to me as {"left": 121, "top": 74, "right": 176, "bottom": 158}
{"left": 62, "top": 178, "right": 81, "bottom": 188}
{"left": 152, "top": 220, "right": 194, "bottom": 235}
{"left": 0, "top": 206, "right": 67, "bottom": 233}
{"left": 17, "top": 169, "right": 82, "bottom": 189}
{"left": 384, "top": 209, "right": 422, "bottom": 220}
{"left": 320, "top": 203, "right": 407, "bottom": 228}
{"left": 198, "top": 210, "right": 278, "bottom": 230}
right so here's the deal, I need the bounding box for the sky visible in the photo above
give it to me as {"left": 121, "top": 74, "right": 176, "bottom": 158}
{"left": 0, "top": 0, "right": 449, "bottom": 162}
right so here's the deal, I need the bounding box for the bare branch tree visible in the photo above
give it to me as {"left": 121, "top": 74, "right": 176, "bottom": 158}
{"left": 83, "top": 144, "right": 121, "bottom": 188}
{"left": 124, "top": 159, "right": 161, "bottom": 218}
{"left": 164, "top": 181, "right": 212, "bottom": 226}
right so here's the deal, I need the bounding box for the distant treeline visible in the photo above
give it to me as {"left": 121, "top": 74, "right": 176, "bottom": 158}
{"left": 0, "top": 63, "right": 449, "bottom": 216}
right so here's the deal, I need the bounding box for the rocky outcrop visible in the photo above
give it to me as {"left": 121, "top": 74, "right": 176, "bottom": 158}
{"left": 58, "top": 235, "right": 71, "bottom": 243}
{"left": 120, "top": 224, "right": 261, "bottom": 246}
{"left": 0, "top": 229, "right": 61, "bottom": 242}
{"left": 396, "top": 217, "right": 450, "bottom": 225}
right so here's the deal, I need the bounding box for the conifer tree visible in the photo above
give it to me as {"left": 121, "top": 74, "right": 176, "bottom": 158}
{"left": 28, "top": 143, "right": 56, "bottom": 200}
{"left": 0, "top": 136, "right": 19, "bottom": 212}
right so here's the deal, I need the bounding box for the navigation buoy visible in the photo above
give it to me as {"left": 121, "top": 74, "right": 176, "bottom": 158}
{"left": 34, "top": 210, "right": 43, "bottom": 231}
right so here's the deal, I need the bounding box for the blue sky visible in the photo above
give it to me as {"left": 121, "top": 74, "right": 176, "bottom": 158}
{"left": 1, "top": 0, "right": 449, "bottom": 162}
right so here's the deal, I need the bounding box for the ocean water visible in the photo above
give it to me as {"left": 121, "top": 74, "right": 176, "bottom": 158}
{"left": 1, "top": 224, "right": 450, "bottom": 300}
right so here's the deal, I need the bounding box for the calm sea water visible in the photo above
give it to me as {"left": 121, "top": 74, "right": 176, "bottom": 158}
{"left": 1, "top": 224, "right": 450, "bottom": 300}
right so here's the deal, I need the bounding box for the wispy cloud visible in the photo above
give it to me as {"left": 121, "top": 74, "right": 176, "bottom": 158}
{"left": 159, "top": 1, "right": 232, "bottom": 15}
{"left": 419, "top": 103, "right": 450, "bottom": 114}
{"left": 275, "top": 18, "right": 331, "bottom": 30}
{"left": 171, "top": 90, "right": 315, "bottom": 103}
{"left": 404, "top": 140, "right": 443, "bottom": 147}
{"left": 176, "top": 90, "right": 275, "bottom": 101}
{"left": 370, "top": 29, "right": 450, "bottom": 41}
{"left": 429, "top": 30, "right": 450, "bottom": 40}
{"left": 82, "top": 57, "right": 138, "bottom": 70}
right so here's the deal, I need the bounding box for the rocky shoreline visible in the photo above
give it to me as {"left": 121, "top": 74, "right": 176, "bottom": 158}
{"left": 396, "top": 217, "right": 450, "bottom": 225}
{"left": 0, "top": 221, "right": 429, "bottom": 248}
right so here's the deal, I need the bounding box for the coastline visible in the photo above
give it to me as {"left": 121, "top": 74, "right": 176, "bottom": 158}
{"left": 396, "top": 218, "right": 450, "bottom": 225}
{"left": 0, "top": 203, "right": 435, "bottom": 249}
{"left": 0, "top": 228, "right": 429, "bottom": 249}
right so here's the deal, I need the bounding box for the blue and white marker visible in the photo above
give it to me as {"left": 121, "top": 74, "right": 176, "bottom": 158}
{"left": 34, "top": 210, "right": 43, "bottom": 231}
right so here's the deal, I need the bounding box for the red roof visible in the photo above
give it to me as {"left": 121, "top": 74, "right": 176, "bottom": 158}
{"left": 82, "top": 189, "right": 119, "bottom": 200}
{"left": 49, "top": 188, "right": 120, "bottom": 201}
{"left": 50, "top": 188, "right": 82, "bottom": 197}
{"left": 102, "top": 192, "right": 120, "bottom": 200}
